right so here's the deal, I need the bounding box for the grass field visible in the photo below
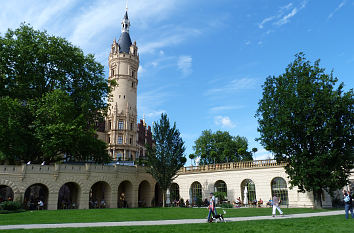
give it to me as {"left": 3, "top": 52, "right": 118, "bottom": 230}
{"left": 4, "top": 215, "right": 354, "bottom": 233}
{"left": 0, "top": 207, "right": 334, "bottom": 225}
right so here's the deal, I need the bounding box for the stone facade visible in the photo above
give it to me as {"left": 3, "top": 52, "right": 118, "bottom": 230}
{"left": 174, "top": 161, "right": 354, "bottom": 208}
{"left": 1, "top": 161, "right": 353, "bottom": 210}
{"left": 0, "top": 164, "right": 156, "bottom": 210}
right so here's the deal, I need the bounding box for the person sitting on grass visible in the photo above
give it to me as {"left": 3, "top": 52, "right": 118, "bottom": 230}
{"left": 258, "top": 198, "right": 263, "bottom": 207}
{"left": 235, "top": 197, "right": 241, "bottom": 208}
{"left": 185, "top": 199, "right": 190, "bottom": 207}
{"left": 266, "top": 198, "right": 272, "bottom": 207}
{"left": 204, "top": 198, "right": 209, "bottom": 207}
{"left": 252, "top": 199, "right": 257, "bottom": 207}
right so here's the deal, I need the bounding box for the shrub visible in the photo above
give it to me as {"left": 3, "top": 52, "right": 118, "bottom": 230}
{"left": 0, "top": 201, "right": 22, "bottom": 211}
{"left": 221, "top": 202, "right": 233, "bottom": 208}
{"left": 195, "top": 196, "right": 203, "bottom": 207}
{"left": 214, "top": 192, "right": 227, "bottom": 202}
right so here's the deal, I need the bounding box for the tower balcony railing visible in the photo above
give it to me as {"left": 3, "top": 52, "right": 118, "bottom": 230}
{"left": 179, "top": 159, "right": 287, "bottom": 174}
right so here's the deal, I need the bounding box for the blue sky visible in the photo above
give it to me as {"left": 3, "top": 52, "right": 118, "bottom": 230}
{"left": 1, "top": 0, "right": 353, "bottom": 163}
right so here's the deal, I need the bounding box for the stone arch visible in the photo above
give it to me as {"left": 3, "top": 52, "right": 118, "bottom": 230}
{"left": 89, "top": 181, "right": 112, "bottom": 208}
{"left": 214, "top": 180, "right": 227, "bottom": 202}
{"left": 57, "top": 177, "right": 86, "bottom": 193}
{"left": 86, "top": 176, "right": 115, "bottom": 193}
{"left": 241, "top": 179, "right": 256, "bottom": 206}
{"left": 118, "top": 180, "right": 133, "bottom": 208}
{"left": 138, "top": 180, "right": 151, "bottom": 207}
{"left": 24, "top": 183, "right": 49, "bottom": 210}
{"left": 57, "top": 182, "right": 81, "bottom": 209}
{"left": 189, "top": 181, "right": 202, "bottom": 206}
{"left": 271, "top": 177, "right": 289, "bottom": 206}
{"left": 0, "top": 179, "right": 20, "bottom": 194}
{"left": 24, "top": 178, "right": 57, "bottom": 194}
{"left": 0, "top": 185, "right": 14, "bottom": 202}
{"left": 170, "top": 183, "right": 180, "bottom": 204}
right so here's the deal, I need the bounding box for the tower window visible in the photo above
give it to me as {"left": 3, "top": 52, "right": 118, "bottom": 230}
{"left": 132, "top": 82, "right": 134, "bottom": 87}
{"left": 124, "top": 95, "right": 125, "bottom": 99}
{"left": 130, "top": 123, "right": 133, "bottom": 130}
{"left": 111, "top": 69, "right": 114, "bottom": 76}
{"left": 132, "top": 70, "right": 135, "bottom": 78}
{"left": 118, "top": 121, "right": 124, "bottom": 130}
{"left": 118, "top": 136, "right": 123, "bottom": 144}
{"left": 119, "top": 95, "right": 121, "bottom": 98}
{"left": 130, "top": 137, "right": 132, "bottom": 144}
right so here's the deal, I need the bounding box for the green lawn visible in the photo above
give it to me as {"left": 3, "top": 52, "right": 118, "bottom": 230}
{"left": 5, "top": 215, "right": 354, "bottom": 233}
{"left": 0, "top": 207, "right": 334, "bottom": 225}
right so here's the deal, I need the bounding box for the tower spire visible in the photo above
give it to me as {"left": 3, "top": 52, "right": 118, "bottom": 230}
{"left": 121, "top": 2, "right": 130, "bottom": 33}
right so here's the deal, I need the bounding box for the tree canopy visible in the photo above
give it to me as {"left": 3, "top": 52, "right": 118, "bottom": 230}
{"left": 0, "top": 24, "right": 112, "bottom": 164}
{"left": 145, "top": 113, "right": 186, "bottom": 207}
{"left": 193, "top": 130, "right": 253, "bottom": 165}
{"left": 256, "top": 53, "right": 354, "bottom": 207}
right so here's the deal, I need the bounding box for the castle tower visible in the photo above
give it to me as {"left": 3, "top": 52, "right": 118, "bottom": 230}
{"left": 106, "top": 8, "right": 139, "bottom": 161}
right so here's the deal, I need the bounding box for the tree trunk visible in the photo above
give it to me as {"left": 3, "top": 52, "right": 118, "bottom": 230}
{"left": 162, "top": 190, "right": 166, "bottom": 208}
{"left": 313, "top": 189, "right": 323, "bottom": 209}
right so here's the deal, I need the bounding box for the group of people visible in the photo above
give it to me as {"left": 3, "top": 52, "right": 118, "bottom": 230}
{"left": 232, "top": 197, "right": 265, "bottom": 208}
{"left": 24, "top": 199, "right": 45, "bottom": 210}
{"left": 207, "top": 193, "right": 284, "bottom": 221}
{"left": 89, "top": 199, "right": 106, "bottom": 209}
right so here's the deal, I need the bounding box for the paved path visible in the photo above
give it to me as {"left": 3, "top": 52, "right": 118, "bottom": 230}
{"left": 0, "top": 210, "right": 343, "bottom": 230}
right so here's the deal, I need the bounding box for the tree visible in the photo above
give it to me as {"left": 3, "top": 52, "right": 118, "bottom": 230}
{"left": 145, "top": 113, "right": 186, "bottom": 207}
{"left": 256, "top": 53, "right": 354, "bottom": 208}
{"left": 193, "top": 130, "right": 253, "bottom": 165}
{"left": 189, "top": 153, "right": 195, "bottom": 166}
{"left": 0, "top": 24, "right": 112, "bottom": 164}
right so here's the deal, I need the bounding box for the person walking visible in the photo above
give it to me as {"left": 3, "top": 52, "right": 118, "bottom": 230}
{"left": 207, "top": 193, "right": 216, "bottom": 222}
{"left": 272, "top": 194, "right": 283, "bottom": 217}
{"left": 343, "top": 190, "right": 354, "bottom": 219}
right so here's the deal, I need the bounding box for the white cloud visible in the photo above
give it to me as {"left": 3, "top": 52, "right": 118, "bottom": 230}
{"left": 138, "top": 65, "right": 144, "bottom": 75}
{"left": 254, "top": 148, "right": 274, "bottom": 160}
{"left": 177, "top": 55, "right": 192, "bottom": 76}
{"left": 328, "top": 0, "right": 346, "bottom": 19}
{"left": 209, "top": 105, "right": 244, "bottom": 113}
{"left": 275, "top": 8, "right": 298, "bottom": 26}
{"left": 145, "top": 110, "right": 166, "bottom": 118}
{"left": 206, "top": 77, "right": 257, "bottom": 95}
{"left": 214, "top": 116, "right": 236, "bottom": 128}
{"left": 258, "top": 1, "right": 307, "bottom": 29}
{"left": 258, "top": 16, "right": 275, "bottom": 29}
{"left": 139, "top": 27, "right": 200, "bottom": 54}
{"left": 138, "top": 86, "right": 173, "bottom": 122}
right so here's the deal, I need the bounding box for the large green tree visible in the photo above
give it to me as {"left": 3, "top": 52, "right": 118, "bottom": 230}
{"left": 145, "top": 113, "right": 186, "bottom": 207}
{"left": 0, "top": 24, "right": 112, "bottom": 164}
{"left": 193, "top": 130, "right": 253, "bottom": 165}
{"left": 256, "top": 53, "right": 354, "bottom": 207}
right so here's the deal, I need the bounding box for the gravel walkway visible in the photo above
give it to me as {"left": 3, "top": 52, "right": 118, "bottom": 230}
{"left": 0, "top": 210, "right": 344, "bottom": 230}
